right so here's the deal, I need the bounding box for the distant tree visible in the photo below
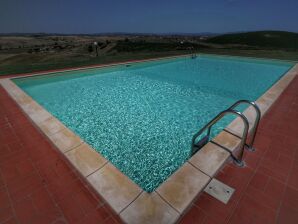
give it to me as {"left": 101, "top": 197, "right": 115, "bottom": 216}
{"left": 88, "top": 44, "right": 93, "bottom": 53}
{"left": 53, "top": 42, "right": 62, "bottom": 49}
{"left": 97, "top": 41, "right": 103, "bottom": 46}
{"left": 100, "top": 44, "right": 107, "bottom": 49}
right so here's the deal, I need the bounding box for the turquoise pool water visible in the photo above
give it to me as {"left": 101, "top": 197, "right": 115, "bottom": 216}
{"left": 14, "top": 55, "right": 293, "bottom": 192}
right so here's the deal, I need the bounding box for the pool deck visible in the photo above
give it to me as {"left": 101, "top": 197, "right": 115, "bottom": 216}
{"left": 1, "top": 57, "right": 298, "bottom": 223}
{"left": 179, "top": 74, "right": 298, "bottom": 223}
{"left": 0, "top": 86, "right": 122, "bottom": 223}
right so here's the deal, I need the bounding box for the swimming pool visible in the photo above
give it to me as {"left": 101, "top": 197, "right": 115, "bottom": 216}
{"left": 14, "top": 55, "right": 293, "bottom": 192}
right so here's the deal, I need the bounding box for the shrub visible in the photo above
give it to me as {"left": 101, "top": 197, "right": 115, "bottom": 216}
{"left": 88, "top": 44, "right": 93, "bottom": 53}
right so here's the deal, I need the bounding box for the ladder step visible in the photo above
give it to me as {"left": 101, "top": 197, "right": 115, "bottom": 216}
{"left": 193, "top": 135, "right": 209, "bottom": 154}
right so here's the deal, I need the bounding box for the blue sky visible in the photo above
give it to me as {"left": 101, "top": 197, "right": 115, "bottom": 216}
{"left": 1, "top": 0, "right": 297, "bottom": 34}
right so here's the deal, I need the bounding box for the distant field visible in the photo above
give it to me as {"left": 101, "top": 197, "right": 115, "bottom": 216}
{"left": 0, "top": 31, "right": 297, "bottom": 76}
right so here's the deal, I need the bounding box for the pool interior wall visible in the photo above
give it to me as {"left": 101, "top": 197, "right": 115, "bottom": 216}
{"left": 14, "top": 55, "right": 293, "bottom": 192}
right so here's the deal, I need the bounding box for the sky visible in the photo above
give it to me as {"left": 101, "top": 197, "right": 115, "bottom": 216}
{"left": 0, "top": 0, "right": 298, "bottom": 34}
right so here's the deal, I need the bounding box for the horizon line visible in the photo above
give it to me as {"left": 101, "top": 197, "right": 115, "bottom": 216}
{"left": 0, "top": 30, "right": 297, "bottom": 36}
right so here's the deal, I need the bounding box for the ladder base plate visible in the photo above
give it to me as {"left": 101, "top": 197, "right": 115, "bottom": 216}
{"left": 204, "top": 179, "right": 235, "bottom": 204}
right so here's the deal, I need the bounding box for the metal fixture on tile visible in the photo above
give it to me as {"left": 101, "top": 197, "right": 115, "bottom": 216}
{"left": 191, "top": 100, "right": 261, "bottom": 167}
{"left": 228, "top": 100, "right": 261, "bottom": 152}
{"left": 204, "top": 179, "right": 235, "bottom": 204}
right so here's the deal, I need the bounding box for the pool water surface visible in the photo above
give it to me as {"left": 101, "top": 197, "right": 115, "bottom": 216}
{"left": 14, "top": 55, "right": 293, "bottom": 192}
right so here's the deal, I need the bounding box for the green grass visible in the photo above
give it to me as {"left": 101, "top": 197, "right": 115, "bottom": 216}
{"left": 1, "top": 31, "right": 298, "bottom": 76}
{"left": 113, "top": 40, "right": 208, "bottom": 52}
{"left": 1, "top": 49, "right": 297, "bottom": 76}
{"left": 206, "top": 31, "right": 298, "bottom": 50}
{"left": 197, "top": 49, "right": 298, "bottom": 62}
{"left": 2, "top": 48, "right": 297, "bottom": 76}
{"left": 0, "top": 51, "right": 189, "bottom": 76}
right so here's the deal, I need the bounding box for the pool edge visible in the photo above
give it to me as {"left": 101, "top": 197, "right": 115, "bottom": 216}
{"left": 1, "top": 60, "right": 297, "bottom": 224}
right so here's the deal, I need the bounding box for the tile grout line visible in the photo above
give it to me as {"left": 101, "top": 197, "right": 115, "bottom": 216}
{"left": 30, "top": 168, "right": 69, "bottom": 224}
{"left": 0, "top": 88, "right": 70, "bottom": 223}
{"left": 187, "top": 161, "right": 213, "bottom": 179}
{"left": 0, "top": 84, "right": 122, "bottom": 223}
{"left": 155, "top": 191, "right": 181, "bottom": 215}
{"left": 43, "top": 126, "right": 67, "bottom": 137}
{"left": 118, "top": 190, "right": 143, "bottom": 215}
{"left": 12, "top": 113, "right": 69, "bottom": 223}
{"left": 85, "top": 161, "right": 109, "bottom": 178}
{"left": 62, "top": 141, "right": 84, "bottom": 154}
{"left": 223, "top": 169, "right": 255, "bottom": 224}
{"left": 0, "top": 171, "right": 19, "bottom": 224}
{"left": 274, "top": 132, "right": 298, "bottom": 223}
{"left": 224, "top": 144, "right": 266, "bottom": 224}
{"left": 225, "top": 78, "right": 298, "bottom": 224}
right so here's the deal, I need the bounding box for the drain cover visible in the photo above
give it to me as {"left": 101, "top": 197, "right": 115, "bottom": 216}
{"left": 204, "top": 179, "right": 235, "bottom": 204}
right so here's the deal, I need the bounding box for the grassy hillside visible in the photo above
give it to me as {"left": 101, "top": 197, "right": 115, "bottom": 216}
{"left": 206, "top": 31, "right": 298, "bottom": 50}
{"left": 0, "top": 31, "right": 297, "bottom": 76}
{"left": 113, "top": 40, "right": 199, "bottom": 52}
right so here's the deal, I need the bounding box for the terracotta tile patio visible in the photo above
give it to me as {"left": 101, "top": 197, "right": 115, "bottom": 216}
{"left": 0, "top": 87, "right": 121, "bottom": 223}
{"left": 0, "top": 75, "right": 298, "bottom": 224}
{"left": 179, "top": 75, "right": 298, "bottom": 224}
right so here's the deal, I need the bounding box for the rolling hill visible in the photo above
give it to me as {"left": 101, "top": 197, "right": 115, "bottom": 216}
{"left": 206, "top": 31, "right": 298, "bottom": 50}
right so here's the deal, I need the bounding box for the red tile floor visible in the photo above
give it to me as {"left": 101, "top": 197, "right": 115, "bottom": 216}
{"left": 0, "top": 87, "right": 121, "bottom": 223}
{"left": 180, "top": 76, "right": 298, "bottom": 224}
{"left": 1, "top": 75, "right": 298, "bottom": 224}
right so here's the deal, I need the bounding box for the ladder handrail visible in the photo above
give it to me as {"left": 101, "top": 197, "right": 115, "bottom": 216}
{"left": 228, "top": 100, "right": 261, "bottom": 151}
{"left": 189, "top": 46, "right": 197, "bottom": 59}
{"left": 191, "top": 109, "right": 249, "bottom": 167}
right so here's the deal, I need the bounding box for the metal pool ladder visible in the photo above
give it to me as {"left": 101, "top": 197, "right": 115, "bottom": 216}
{"left": 189, "top": 47, "right": 197, "bottom": 59}
{"left": 191, "top": 100, "right": 261, "bottom": 167}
